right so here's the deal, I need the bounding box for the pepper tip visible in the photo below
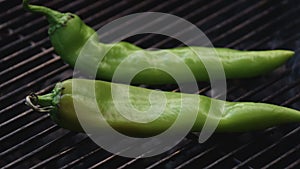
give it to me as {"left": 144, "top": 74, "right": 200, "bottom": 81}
{"left": 22, "top": 0, "right": 30, "bottom": 10}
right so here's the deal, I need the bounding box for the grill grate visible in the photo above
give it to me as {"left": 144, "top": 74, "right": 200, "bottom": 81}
{"left": 1, "top": 0, "right": 300, "bottom": 168}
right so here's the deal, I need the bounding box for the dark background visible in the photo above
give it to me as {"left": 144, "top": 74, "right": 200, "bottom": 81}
{"left": 1, "top": 0, "right": 300, "bottom": 168}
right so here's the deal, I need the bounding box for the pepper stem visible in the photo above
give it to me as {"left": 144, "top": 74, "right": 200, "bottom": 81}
{"left": 22, "top": 0, "right": 65, "bottom": 25}
{"left": 25, "top": 83, "right": 63, "bottom": 113}
{"left": 25, "top": 93, "right": 54, "bottom": 113}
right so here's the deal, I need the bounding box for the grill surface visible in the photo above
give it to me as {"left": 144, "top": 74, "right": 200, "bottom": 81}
{"left": 1, "top": 0, "right": 300, "bottom": 168}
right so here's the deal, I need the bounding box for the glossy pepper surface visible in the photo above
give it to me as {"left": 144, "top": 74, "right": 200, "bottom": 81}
{"left": 26, "top": 79, "right": 300, "bottom": 137}
{"left": 23, "top": 0, "right": 294, "bottom": 84}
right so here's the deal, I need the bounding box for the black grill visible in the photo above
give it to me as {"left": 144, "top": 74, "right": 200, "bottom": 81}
{"left": 1, "top": 0, "right": 300, "bottom": 168}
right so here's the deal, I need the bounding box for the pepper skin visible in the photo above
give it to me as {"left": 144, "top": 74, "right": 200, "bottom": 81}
{"left": 26, "top": 79, "right": 300, "bottom": 137}
{"left": 23, "top": 1, "right": 294, "bottom": 84}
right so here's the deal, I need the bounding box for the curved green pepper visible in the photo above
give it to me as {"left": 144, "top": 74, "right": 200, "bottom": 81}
{"left": 23, "top": 1, "right": 294, "bottom": 84}
{"left": 26, "top": 79, "right": 300, "bottom": 137}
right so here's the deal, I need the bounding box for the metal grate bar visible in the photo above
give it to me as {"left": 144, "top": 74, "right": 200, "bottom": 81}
{"left": 88, "top": 147, "right": 133, "bottom": 169}
{"left": 173, "top": 147, "right": 216, "bottom": 169}
{"left": 0, "top": 70, "right": 62, "bottom": 115}
{"left": 117, "top": 158, "right": 141, "bottom": 169}
{"left": 232, "top": 127, "right": 300, "bottom": 169}
{"left": 0, "top": 38, "right": 48, "bottom": 70}
{"left": 0, "top": 84, "right": 79, "bottom": 167}
{"left": 145, "top": 151, "right": 181, "bottom": 169}
{"left": 133, "top": 0, "right": 227, "bottom": 46}
{"left": 0, "top": 0, "right": 111, "bottom": 64}
{"left": 0, "top": 64, "right": 69, "bottom": 108}
{"left": 90, "top": 0, "right": 174, "bottom": 31}
{"left": 282, "top": 92, "right": 300, "bottom": 106}
{"left": 0, "top": 2, "right": 21, "bottom": 18}
{"left": 187, "top": 1, "right": 286, "bottom": 47}
{"left": 28, "top": 132, "right": 104, "bottom": 168}
{"left": 195, "top": 86, "right": 211, "bottom": 95}
{"left": 167, "top": 114, "right": 294, "bottom": 168}
{"left": 1, "top": 108, "right": 42, "bottom": 128}
{"left": 247, "top": 20, "right": 300, "bottom": 50}
{"left": 233, "top": 76, "right": 288, "bottom": 102}
{"left": 0, "top": 85, "right": 53, "bottom": 124}
{"left": 99, "top": 0, "right": 196, "bottom": 41}
{"left": 285, "top": 159, "right": 300, "bottom": 169}
{"left": 261, "top": 144, "right": 300, "bottom": 169}
{"left": 231, "top": 51, "right": 300, "bottom": 102}
{"left": 0, "top": 113, "right": 49, "bottom": 142}
{"left": 0, "top": 0, "right": 58, "bottom": 30}
{"left": 0, "top": 81, "right": 58, "bottom": 116}
{"left": 262, "top": 79, "right": 300, "bottom": 102}
{"left": 136, "top": 0, "right": 243, "bottom": 47}
{"left": 1, "top": 1, "right": 82, "bottom": 39}
{"left": 203, "top": 144, "right": 250, "bottom": 169}
{"left": 84, "top": 0, "right": 136, "bottom": 27}
{"left": 203, "top": 0, "right": 268, "bottom": 42}
{"left": 0, "top": 56, "right": 61, "bottom": 108}
{"left": 29, "top": 137, "right": 89, "bottom": 169}
{"left": 0, "top": 125, "right": 59, "bottom": 157}
{"left": 233, "top": 47, "right": 300, "bottom": 98}
{"left": 232, "top": 73, "right": 289, "bottom": 102}
{"left": 60, "top": 147, "right": 102, "bottom": 169}
{"left": 88, "top": 155, "right": 119, "bottom": 169}
{"left": 205, "top": 120, "right": 299, "bottom": 168}
{"left": 211, "top": 0, "right": 287, "bottom": 45}
{"left": 116, "top": 148, "right": 162, "bottom": 169}
{"left": 0, "top": 48, "right": 55, "bottom": 88}
{"left": 79, "top": 139, "right": 194, "bottom": 169}
{"left": 227, "top": 4, "right": 300, "bottom": 48}
{"left": 2, "top": 132, "right": 74, "bottom": 169}
{"left": 114, "top": 147, "right": 170, "bottom": 169}
{"left": 0, "top": 86, "right": 81, "bottom": 168}
{"left": 73, "top": 0, "right": 112, "bottom": 16}
{"left": 0, "top": 66, "right": 69, "bottom": 126}
{"left": 147, "top": 0, "right": 267, "bottom": 48}
{"left": 143, "top": 140, "right": 198, "bottom": 169}
{"left": 183, "top": 124, "right": 294, "bottom": 169}
{"left": 280, "top": 33, "right": 300, "bottom": 47}
{"left": 3, "top": 0, "right": 108, "bottom": 39}
{"left": 0, "top": 0, "right": 120, "bottom": 64}
{"left": 5, "top": 0, "right": 85, "bottom": 39}
{"left": 0, "top": 100, "right": 23, "bottom": 115}
{"left": 0, "top": 25, "right": 48, "bottom": 53}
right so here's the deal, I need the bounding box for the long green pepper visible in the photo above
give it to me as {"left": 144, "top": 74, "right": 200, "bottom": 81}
{"left": 26, "top": 79, "right": 300, "bottom": 137}
{"left": 23, "top": 0, "right": 294, "bottom": 84}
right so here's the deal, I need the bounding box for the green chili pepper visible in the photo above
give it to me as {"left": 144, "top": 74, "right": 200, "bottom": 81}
{"left": 25, "top": 79, "right": 300, "bottom": 137}
{"left": 23, "top": 0, "right": 294, "bottom": 84}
